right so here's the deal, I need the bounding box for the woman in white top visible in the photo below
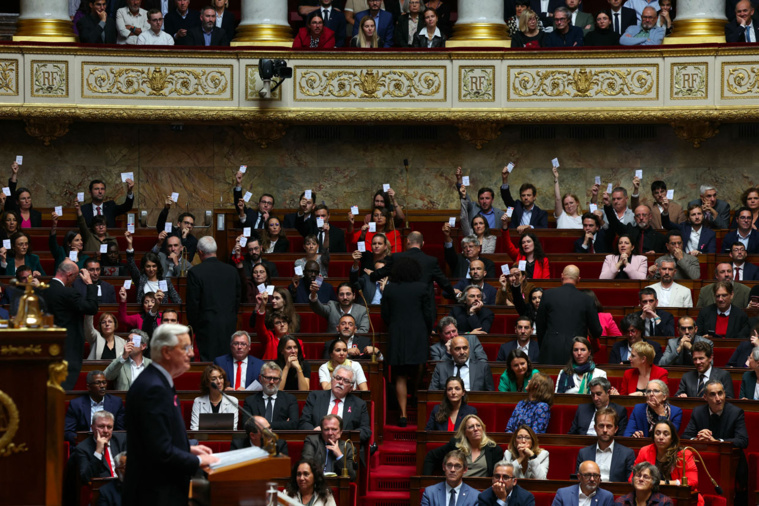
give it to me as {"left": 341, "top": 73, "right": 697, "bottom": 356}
{"left": 552, "top": 166, "right": 583, "bottom": 229}
{"left": 190, "top": 365, "right": 239, "bottom": 431}
{"left": 555, "top": 336, "right": 606, "bottom": 394}
{"left": 85, "top": 312, "right": 126, "bottom": 360}
{"left": 502, "top": 424, "right": 549, "bottom": 479}
{"left": 294, "top": 234, "right": 330, "bottom": 278}
{"left": 285, "top": 460, "right": 337, "bottom": 506}
{"left": 318, "top": 339, "right": 368, "bottom": 391}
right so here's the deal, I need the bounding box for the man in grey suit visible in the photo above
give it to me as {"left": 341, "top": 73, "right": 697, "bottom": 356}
{"left": 688, "top": 185, "right": 731, "bottom": 230}
{"left": 575, "top": 408, "right": 635, "bottom": 483}
{"left": 697, "top": 263, "right": 751, "bottom": 308}
{"left": 659, "top": 317, "right": 713, "bottom": 366}
{"left": 310, "top": 281, "right": 370, "bottom": 334}
{"left": 421, "top": 450, "right": 479, "bottom": 506}
{"left": 299, "top": 365, "right": 372, "bottom": 443}
{"left": 676, "top": 341, "right": 735, "bottom": 398}
{"left": 429, "top": 316, "right": 487, "bottom": 363}
{"left": 429, "top": 336, "right": 494, "bottom": 391}
{"left": 104, "top": 329, "right": 152, "bottom": 390}
{"left": 301, "top": 414, "right": 356, "bottom": 481}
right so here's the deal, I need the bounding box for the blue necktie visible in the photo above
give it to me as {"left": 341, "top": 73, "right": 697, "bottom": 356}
{"left": 746, "top": 25, "right": 752, "bottom": 43}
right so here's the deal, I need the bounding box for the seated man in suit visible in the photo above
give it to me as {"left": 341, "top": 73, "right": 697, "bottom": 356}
{"left": 233, "top": 170, "right": 275, "bottom": 229}
{"left": 82, "top": 178, "right": 134, "bottom": 228}
{"left": 302, "top": 414, "right": 356, "bottom": 481}
{"left": 500, "top": 167, "right": 548, "bottom": 231}
{"left": 688, "top": 184, "right": 732, "bottom": 229}
{"left": 351, "top": 0, "right": 394, "bottom": 47}
{"left": 633, "top": 288, "right": 674, "bottom": 337}
{"left": 65, "top": 371, "right": 126, "bottom": 445}
{"left": 726, "top": 0, "right": 759, "bottom": 42}
{"left": 323, "top": 314, "right": 381, "bottom": 360}
{"left": 450, "top": 285, "right": 494, "bottom": 335}
{"left": 566, "top": 0, "right": 594, "bottom": 34}
{"left": 72, "top": 411, "right": 127, "bottom": 484}
{"left": 728, "top": 241, "right": 759, "bottom": 282}
{"left": 568, "top": 377, "right": 628, "bottom": 436}
{"left": 646, "top": 260, "right": 694, "bottom": 308}
{"left": 608, "top": 0, "right": 638, "bottom": 35}
{"left": 696, "top": 280, "right": 750, "bottom": 340}
{"left": 74, "top": 258, "right": 117, "bottom": 303}
{"left": 349, "top": 251, "right": 385, "bottom": 305}
{"left": 242, "top": 362, "right": 299, "bottom": 430}
{"left": 164, "top": 0, "right": 201, "bottom": 44}
{"left": 443, "top": 231, "right": 497, "bottom": 279}
{"left": 650, "top": 231, "right": 701, "bottom": 281}
{"left": 298, "top": 0, "right": 347, "bottom": 47}
{"left": 429, "top": 336, "right": 494, "bottom": 391}
{"left": 230, "top": 415, "right": 289, "bottom": 454}
{"left": 497, "top": 315, "right": 540, "bottom": 363}
{"left": 451, "top": 260, "right": 497, "bottom": 305}
{"left": 608, "top": 314, "right": 663, "bottom": 365}
{"left": 156, "top": 200, "right": 199, "bottom": 262}
{"left": 213, "top": 330, "right": 264, "bottom": 391}
{"left": 478, "top": 461, "right": 535, "bottom": 506}
{"left": 187, "top": 6, "right": 230, "bottom": 46}
{"left": 575, "top": 407, "right": 635, "bottom": 483}
{"left": 289, "top": 259, "right": 335, "bottom": 304}
{"left": 296, "top": 204, "right": 347, "bottom": 253}
{"left": 573, "top": 212, "right": 613, "bottom": 254}
{"left": 78, "top": 0, "right": 118, "bottom": 43}
{"left": 683, "top": 380, "right": 749, "bottom": 502}
{"left": 283, "top": 190, "right": 315, "bottom": 229}
{"left": 553, "top": 461, "right": 614, "bottom": 506}
{"left": 605, "top": 201, "right": 667, "bottom": 255}
{"left": 662, "top": 203, "right": 716, "bottom": 255}
{"left": 429, "top": 316, "right": 487, "bottom": 363}
{"left": 698, "top": 263, "right": 751, "bottom": 308}
{"left": 631, "top": 180, "right": 686, "bottom": 229}
{"left": 96, "top": 450, "right": 126, "bottom": 506}
{"left": 104, "top": 329, "right": 152, "bottom": 391}
{"left": 421, "top": 450, "right": 479, "bottom": 506}
{"left": 723, "top": 209, "right": 759, "bottom": 255}
{"left": 299, "top": 365, "right": 372, "bottom": 444}
{"left": 310, "top": 282, "right": 370, "bottom": 334}
{"left": 676, "top": 341, "right": 735, "bottom": 398}
{"left": 659, "top": 317, "right": 713, "bottom": 367}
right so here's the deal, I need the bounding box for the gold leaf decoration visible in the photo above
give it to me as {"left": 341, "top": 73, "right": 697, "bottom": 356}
{"left": 511, "top": 67, "right": 655, "bottom": 99}
{"left": 0, "top": 60, "right": 18, "bottom": 96}
{"left": 84, "top": 65, "right": 230, "bottom": 99}
{"left": 296, "top": 67, "right": 445, "bottom": 101}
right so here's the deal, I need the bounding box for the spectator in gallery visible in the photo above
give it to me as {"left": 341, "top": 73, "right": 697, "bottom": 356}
{"left": 350, "top": 15, "right": 383, "bottom": 47}
{"left": 413, "top": 7, "right": 446, "bottom": 48}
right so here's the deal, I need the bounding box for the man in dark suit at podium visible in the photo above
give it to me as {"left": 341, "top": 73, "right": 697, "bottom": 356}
{"left": 123, "top": 324, "right": 218, "bottom": 506}
{"left": 46, "top": 260, "right": 99, "bottom": 390}
{"left": 242, "top": 362, "right": 299, "bottom": 430}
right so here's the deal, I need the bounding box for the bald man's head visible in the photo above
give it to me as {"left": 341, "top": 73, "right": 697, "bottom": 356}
{"left": 407, "top": 231, "right": 423, "bottom": 247}
{"left": 562, "top": 265, "right": 580, "bottom": 284}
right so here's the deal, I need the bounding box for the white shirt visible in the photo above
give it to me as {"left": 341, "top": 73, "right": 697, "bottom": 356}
{"left": 733, "top": 263, "right": 746, "bottom": 281}
{"left": 520, "top": 206, "right": 533, "bottom": 227}
{"left": 262, "top": 392, "right": 277, "bottom": 413}
{"left": 516, "top": 341, "right": 530, "bottom": 355}
{"left": 540, "top": 0, "right": 550, "bottom": 13}
{"left": 116, "top": 7, "right": 150, "bottom": 44}
{"left": 754, "top": 382, "right": 759, "bottom": 400}
{"left": 595, "top": 441, "right": 614, "bottom": 482}
{"left": 658, "top": 284, "right": 672, "bottom": 306}
{"left": 160, "top": 0, "right": 169, "bottom": 16}
{"left": 233, "top": 357, "right": 249, "bottom": 387}
{"left": 454, "top": 359, "right": 471, "bottom": 390}
{"left": 571, "top": 10, "right": 578, "bottom": 26}
{"left": 137, "top": 29, "right": 175, "bottom": 45}
{"left": 328, "top": 392, "right": 345, "bottom": 419}
{"left": 578, "top": 487, "right": 598, "bottom": 506}
{"left": 687, "top": 227, "right": 701, "bottom": 253}
{"left": 90, "top": 397, "right": 105, "bottom": 424}
{"left": 423, "top": 26, "right": 442, "bottom": 47}
{"left": 700, "top": 365, "right": 713, "bottom": 382}
{"left": 444, "top": 482, "right": 464, "bottom": 505}
{"left": 737, "top": 229, "right": 751, "bottom": 249}
{"left": 129, "top": 357, "right": 146, "bottom": 384}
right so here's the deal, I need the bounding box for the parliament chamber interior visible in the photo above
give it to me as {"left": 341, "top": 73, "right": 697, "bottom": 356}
{"left": 1, "top": 0, "right": 759, "bottom": 505}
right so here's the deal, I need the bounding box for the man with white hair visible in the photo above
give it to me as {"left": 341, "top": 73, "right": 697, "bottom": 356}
{"left": 73, "top": 410, "right": 127, "bottom": 484}
{"left": 478, "top": 461, "right": 535, "bottom": 505}
{"left": 124, "top": 323, "right": 218, "bottom": 505}
{"left": 186, "top": 236, "right": 241, "bottom": 361}
{"left": 688, "top": 185, "right": 732, "bottom": 230}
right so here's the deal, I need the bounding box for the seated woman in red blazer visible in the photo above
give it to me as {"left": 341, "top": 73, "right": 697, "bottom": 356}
{"left": 620, "top": 341, "right": 668, "bottom": 396}
{"left": 293, "top": 12, "right": 336, "bottom": 49}
{"left": 501, "top": 214, "right": 550, "bottom": 279}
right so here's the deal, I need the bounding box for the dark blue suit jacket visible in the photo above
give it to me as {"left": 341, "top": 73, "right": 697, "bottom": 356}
{"left": 123, "top": 364, "right": 200, "bottom": 506}
{"left": 740, "top": 370, "right": 758, "bottom": 399}
{"left": 576, "top": 442, "right": 635, "bottom": 482}
{"left": 65, "top": 394, "right": 126, "bottom": 445}
{"left": 81, "top": 198, "right": 134, "bottom": 228}
{"left": 568, "top": 402, "right": 628, "bottom": 436}
{"left": 721, "top": 229, "right": 759, "bottom": 254}
{"left": 501, "top": 186, "right": 548, "bottom": 229}
{"left": 632, "top": 308, "right": 675, "bottom": 337}
{"left": 496, "top": 340, "right": 540, "bottom": 363}
{"left": 213, "top": 354, "right": 264, "bottom": 389}
{"left": 662, "top": 214, "right": 716, "bottom": 253}
{"left": 573, "top": 228, "right": 614, "bottom": 254}
{"left": 425, "top": 403, "right": 478, "bottom": 431}
{"left": 422, "top": 481, "right": 479, "bottom": 506}
{"left": 734, "top": 261, "right": 759, "bottom": 280}
{"left": 321, "top": 8, "right": 347, "bottom": 47}
{"left": 478, "top": 484, "right": 535, "bottom": 505}
{"left": 552, "top": 485, "right": 614, "bottom": 506}
{"left": 530, "top": 0, "right": 563, "bottom": 26}
{"left": 352, "top": 9, "right": 394, "bottom": 47}
{"left": 623, "top": 403, "right": 682, "bottom": 437}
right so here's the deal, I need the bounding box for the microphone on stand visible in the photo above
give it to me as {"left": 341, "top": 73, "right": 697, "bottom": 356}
{"left": 210, "top": 383, "right": 280, "bottom": 457}
{"left": 679, "top": 445, "right": 723, "bottom": 495}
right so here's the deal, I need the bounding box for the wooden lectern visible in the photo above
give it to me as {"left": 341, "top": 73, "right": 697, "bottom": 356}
{"left": 0, "top": 328, "right": 68, "bottom": 506}
{"left": 204, "top": 453, "right": 292, "bottom": 505}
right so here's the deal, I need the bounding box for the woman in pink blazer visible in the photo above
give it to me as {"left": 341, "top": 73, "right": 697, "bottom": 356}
{"left": 599, "top": 234, "right": 648, "bottom": 280}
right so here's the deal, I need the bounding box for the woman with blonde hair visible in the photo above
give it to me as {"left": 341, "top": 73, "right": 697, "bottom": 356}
{"left": 502, "top": 424, "right": 549, "bottom": 479}
{"left": 422, "top": 414, "right": 504, "bottom": 476}
{"left": 511, "top": 8, "right": 544, "bottom": 48}
{"left": 350, "top": 15, "right": 381, "bottom": 47}
{"left": 552, "top": 166, "right": 583, "bottom": 229}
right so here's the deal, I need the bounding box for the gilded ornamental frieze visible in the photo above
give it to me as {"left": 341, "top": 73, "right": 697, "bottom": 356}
{"left": 81, "top": 62, "right": 233, "bottom": 101}
{"left": 294, "top": 66, "right": 446, "bottom": 102}
{"left": 0, "top": 60, "right": 18, "bottom": 97}
{"left": 507, "top": 64, "right": 658, "bottom": 102}
{"left": 721, "top": 62, "right": 759, "bottom": 100}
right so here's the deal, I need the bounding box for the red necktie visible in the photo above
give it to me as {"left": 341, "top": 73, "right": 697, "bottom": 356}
{"left": 735, "top": 266, "right": 741, "bottom": 281}
{"left": 97, "top": 206, "right": 102, "bottom": 216}
{"left": 589, "top": 239, "right": 595, "bottom": 254}
{"left": 104, "top": 444, "right": 115, "bottom": 477}
{"left": 234, "top": 360, "right": 242, "bottom": 389}
{"left": 638, "top": 229, "right": 645, "bottom": 254}
{"left": 331, "top": 399, "right": 341, "bottom": 415}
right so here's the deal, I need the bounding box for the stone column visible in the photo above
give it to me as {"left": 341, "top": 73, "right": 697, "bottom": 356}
{"left": 664, "top": 0, "right": 726, "bottom": 44}
{"left": 232, "top": 0, "right": 293, "bottom": 47}
{"left": 447, "top": 0, "right": 509, "bottom": 48}
{"left": 14, "top": 0, "right": 77, "bottom": 42}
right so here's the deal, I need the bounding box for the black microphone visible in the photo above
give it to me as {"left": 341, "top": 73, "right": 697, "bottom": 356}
{"left": 209, "top": 383, "right": 280, "bottom": 456}
{"left": 403, "top": 159, "right": 409, "bottom": 170}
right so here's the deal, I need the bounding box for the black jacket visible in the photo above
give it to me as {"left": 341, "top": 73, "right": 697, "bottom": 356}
{"left": 186, "top": 26, "right": 230, "bottom": 46}
{"left": 77, "top": 13, "right": 118, "bottom": 43}
{"left": 242, "top": 391, "right": 299, "bottom": 431}
{"left": 423, "top": 436, "right": 503, "bottom": 475}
